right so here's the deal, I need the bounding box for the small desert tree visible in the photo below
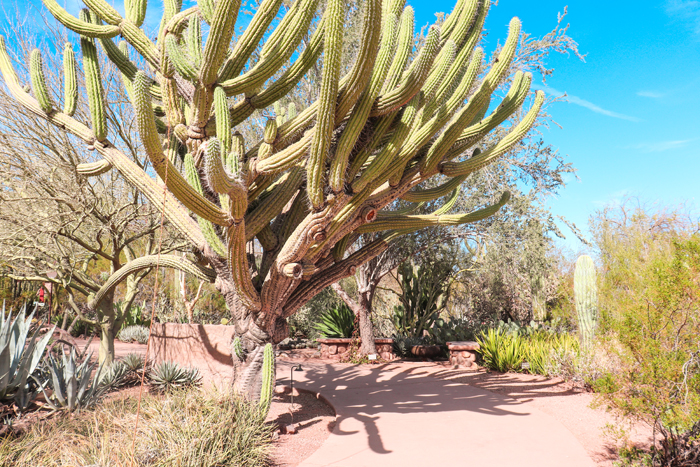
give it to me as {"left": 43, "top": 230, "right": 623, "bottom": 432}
{"left": 1, "top": 0, "right": 547, "bottom": 395}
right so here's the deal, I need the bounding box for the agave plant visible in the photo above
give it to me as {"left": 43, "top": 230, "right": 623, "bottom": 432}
{"left": 148, "top": 361, "right": 201, "bottom": 392}
{"left": 40, "top": 347, "right": 105, "bottom": 411}
{"left": 99, "top": 360, "right": 129, "bottom": 390}
{"left": 314, "top": 305, "right": 355, "bottom": 338}
{"left": 0, "top": 304, "right": 54, "bottom": 409}
{"left": 121, "top": 352, "right": 145, "bottom": 373}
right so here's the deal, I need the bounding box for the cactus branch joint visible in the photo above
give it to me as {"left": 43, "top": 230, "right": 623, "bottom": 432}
{"left": 0, "top": 0, "right": 545, "bottom": 395}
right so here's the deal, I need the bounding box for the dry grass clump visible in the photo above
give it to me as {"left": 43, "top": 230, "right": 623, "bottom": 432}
{"left": 0, "top": 388, "right": 273, "bottom": 467}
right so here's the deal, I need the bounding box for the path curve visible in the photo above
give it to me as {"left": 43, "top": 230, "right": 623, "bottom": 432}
{"left": 277, "top": 361, "right": 594, "bottom": 467}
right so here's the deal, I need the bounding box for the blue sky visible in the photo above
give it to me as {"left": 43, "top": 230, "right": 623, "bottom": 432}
{"left": 412, "top": 0, "right": 700, "bottom": 251}
{"left": 3, "top": 0, "right": 698, "bottom": 251}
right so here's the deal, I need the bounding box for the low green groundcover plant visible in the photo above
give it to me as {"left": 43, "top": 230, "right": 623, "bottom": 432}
{"left": 0, "top": 388, "right": 273, "bottom": 467}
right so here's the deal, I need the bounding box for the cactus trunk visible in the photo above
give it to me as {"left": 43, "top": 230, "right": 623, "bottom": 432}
{"left": 574, "top": 255, "right": 598, "bottom": 348}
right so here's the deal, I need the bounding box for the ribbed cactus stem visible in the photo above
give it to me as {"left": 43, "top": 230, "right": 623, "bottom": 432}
{"left": 232, "top": 336, "right": 245, "bottom": 361}
{"left": 307, "top": 0, "right": 343, "bottom": 209}
{"left": 258, "top": 343, "right": 275, "bottom": 418}
{"left": 574, "top": 255, "right": 598, "bottom": 348}
{"left": 79, "top": 9, "right": 108, "bottom": 141}
{"left": 62, "top": 43, "right": 77, "bottom": 115}
{"left": 29, "top": 49, "right": 53, "bottom": 113}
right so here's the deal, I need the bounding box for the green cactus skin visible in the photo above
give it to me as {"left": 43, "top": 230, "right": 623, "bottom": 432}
{"left": 29, "top": 49, "right": 53, "bottom": 113}
{"left": 62, "top": 43, "right": 77, "bottom": 115}
{"left": 574, "top": 255, "right": 598, "bottom": 348}
{"left": 200, "top": 0, "right": 240, "bottom": 85}
{"left": 76, "top": 159, "right": 113, "bottom": 176}
{"left": 258, "top": 343, "right": 275, "bottom": 417}
{"left": 184, "top": 153, "right": 228, "bottom": 257}
{"left": 79, "top": 11, "right": 108, "bottom": 142}
{"left": 125, "top": 0, "right": 147, "bottom": 26}
{"left": 307, "top": 0, "right": 343, "bottom": 209}
{"left": 232, "top": 336, "right": 245, "bottom": 361}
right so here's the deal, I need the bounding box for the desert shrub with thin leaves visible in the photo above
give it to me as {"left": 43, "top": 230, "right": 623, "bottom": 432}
{"left": 477, "top": 328, "right": 524, "bottom": 373}
{"left": 148, "top": 361, "right": 201, "bottom": 392}
{"left": 0, "top": 388, "right": 273, "bottom": 467}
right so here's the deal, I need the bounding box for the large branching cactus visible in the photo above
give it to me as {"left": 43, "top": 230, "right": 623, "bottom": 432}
{"left": 0, "top": 0, "right": 545, "bottom": 395}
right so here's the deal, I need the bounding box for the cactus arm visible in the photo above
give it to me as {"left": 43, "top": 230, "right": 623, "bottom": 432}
{"left": 204, "top": 138, "right": 242, "bottom": 196}
{"left": 80, "top": 13, "right": 109, "bottom": 142}
{"left": 186, "top": 15, "right": 202, "bottom": 68}
{"left": 400, "top": 171, "right": 469, "bottom": 202}
{"left": 90, "top": 254, "right": 215, "bottom": 308}
{"left": 381, "top": 6, "right": 414, "bottom": 94}
{"left": 428, "top": 0, "right": 488, "bottom": 113}
{"left": 227, "top": 222, "right": 262, "bottom": 311}
{"left": 356, "top": 191, "right": 510, "bottom": 233}
{"left": 329, "top": 5, "right": 400, "bottom": 193}
{"left": 307, "top": 0, "right": 343, "bottom": 209}
{"left": 82, "top": 0, "right": 122, "bottom": 25}
{"left": 125, "top": 0, "right": 147, "bottom": 26}
{"left": 220, "top": 0, "right": 320, "bottom": 96}
{"left": 449, "top": 71, "right": 532, "bottom": 156}
{"left": 62, "top": 43, "right": 78, "bottom": 115}
{"left": 184, "top": 153, "right": 228, "bottom": 256}
{"left": 200, "top": 0, "right": 240, "bottom": 85}
{"left": 218, "top": 0, "right": 284, "bottom": 81}
{"left": 229, "top": 18, "right": 324, "bottom": 128}
{"left": 440, "top": 91, "right": 544, "bottom": 177}
{"left": 258, "top": 343, "right": 275, "bottom": 417}
{"left": 214, "top": 86, "right": 231, "bottom": 154}
{"left": 166, "top": 35, "right": 199, "bottom": 81}
{"left": 40, "top": 0, "right": 120, "bottom": 38}
{"left": 334, "top": 0, "right": 382, "bottom": 120}
{"left": 29, "top": 49, "right": 53, "bottom": 113}
{"left": 371, "top": 25, "right": 440, "bottom": 117}
{"left": 351, "top": 94, "right": 420, "bottom": 193}
{"left": 130, "top": 72, "right": 229, "bottom": 225}
{"left": 245, "top": 167, "right": 303, "bottom": 240}
{"left": 76, "top": 159, "right": 113, "bottom": 176}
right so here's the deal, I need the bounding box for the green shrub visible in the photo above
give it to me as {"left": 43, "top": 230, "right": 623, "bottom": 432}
{"left": 313, "top": 305, "right": 355, "bottom": 338}
{"left": 0, "top": 388, "right": 273, "bottom": 467}
{"left": 477, "top": 328, "right": 524, "bottom": 373}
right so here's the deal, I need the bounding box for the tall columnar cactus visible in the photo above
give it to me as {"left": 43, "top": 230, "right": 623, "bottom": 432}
{"left": 574, "top": 255, "right": 598, "bottom": 348}
{"left": 258, "top": 343, "right": 275, "bottom": 418}
{"left": 0, "top": 0, "right": 546, "bottom": 395}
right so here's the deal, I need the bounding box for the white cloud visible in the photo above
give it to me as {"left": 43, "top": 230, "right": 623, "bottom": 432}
{"left": 533, "top": 84, "right": 641, "bottom": 122}
{"left": 593, "top": 189, "right": 632, "bottom": 208}
{"left": 628, "top": 139, "right": 694, "bottom": 152}
{"left": 666, "top": 0, "right": 700, "bottom": 35}
{"left": 637, "top": 91, "right": 665, "bottom": 98}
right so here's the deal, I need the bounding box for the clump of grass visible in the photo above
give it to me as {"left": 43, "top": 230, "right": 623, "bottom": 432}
{"left": 0, "top": 388, "right": 273, "bottom": 467}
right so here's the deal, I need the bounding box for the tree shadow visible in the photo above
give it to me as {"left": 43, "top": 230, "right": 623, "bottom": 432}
{"left": 277, "top": 361, "right": 532, "bottom": 455}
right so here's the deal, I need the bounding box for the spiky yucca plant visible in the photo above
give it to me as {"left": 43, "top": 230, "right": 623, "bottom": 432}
{"left": 0, "top": 0, "right": 545, "bottom": 396}
{"left": 148, "top": 361, "right": 202, "bottom": 392}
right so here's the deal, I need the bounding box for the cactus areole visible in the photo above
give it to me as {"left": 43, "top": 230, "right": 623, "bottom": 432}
{"left": 0, "top": 0, "right": 545, "bottom": 396}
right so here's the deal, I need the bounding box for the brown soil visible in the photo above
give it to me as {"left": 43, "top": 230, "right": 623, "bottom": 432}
{"left": 266, "top": 388, "right": 336, "bottom": 467}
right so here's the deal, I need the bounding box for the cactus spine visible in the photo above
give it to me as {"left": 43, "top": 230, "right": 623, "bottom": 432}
{"left": 574, "top": 255, "right": 598, "bottom": 348}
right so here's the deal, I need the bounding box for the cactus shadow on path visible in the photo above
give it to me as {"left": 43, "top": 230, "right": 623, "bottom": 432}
{"left": 278, "top": 361, "right": 595, "bottom": 467}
